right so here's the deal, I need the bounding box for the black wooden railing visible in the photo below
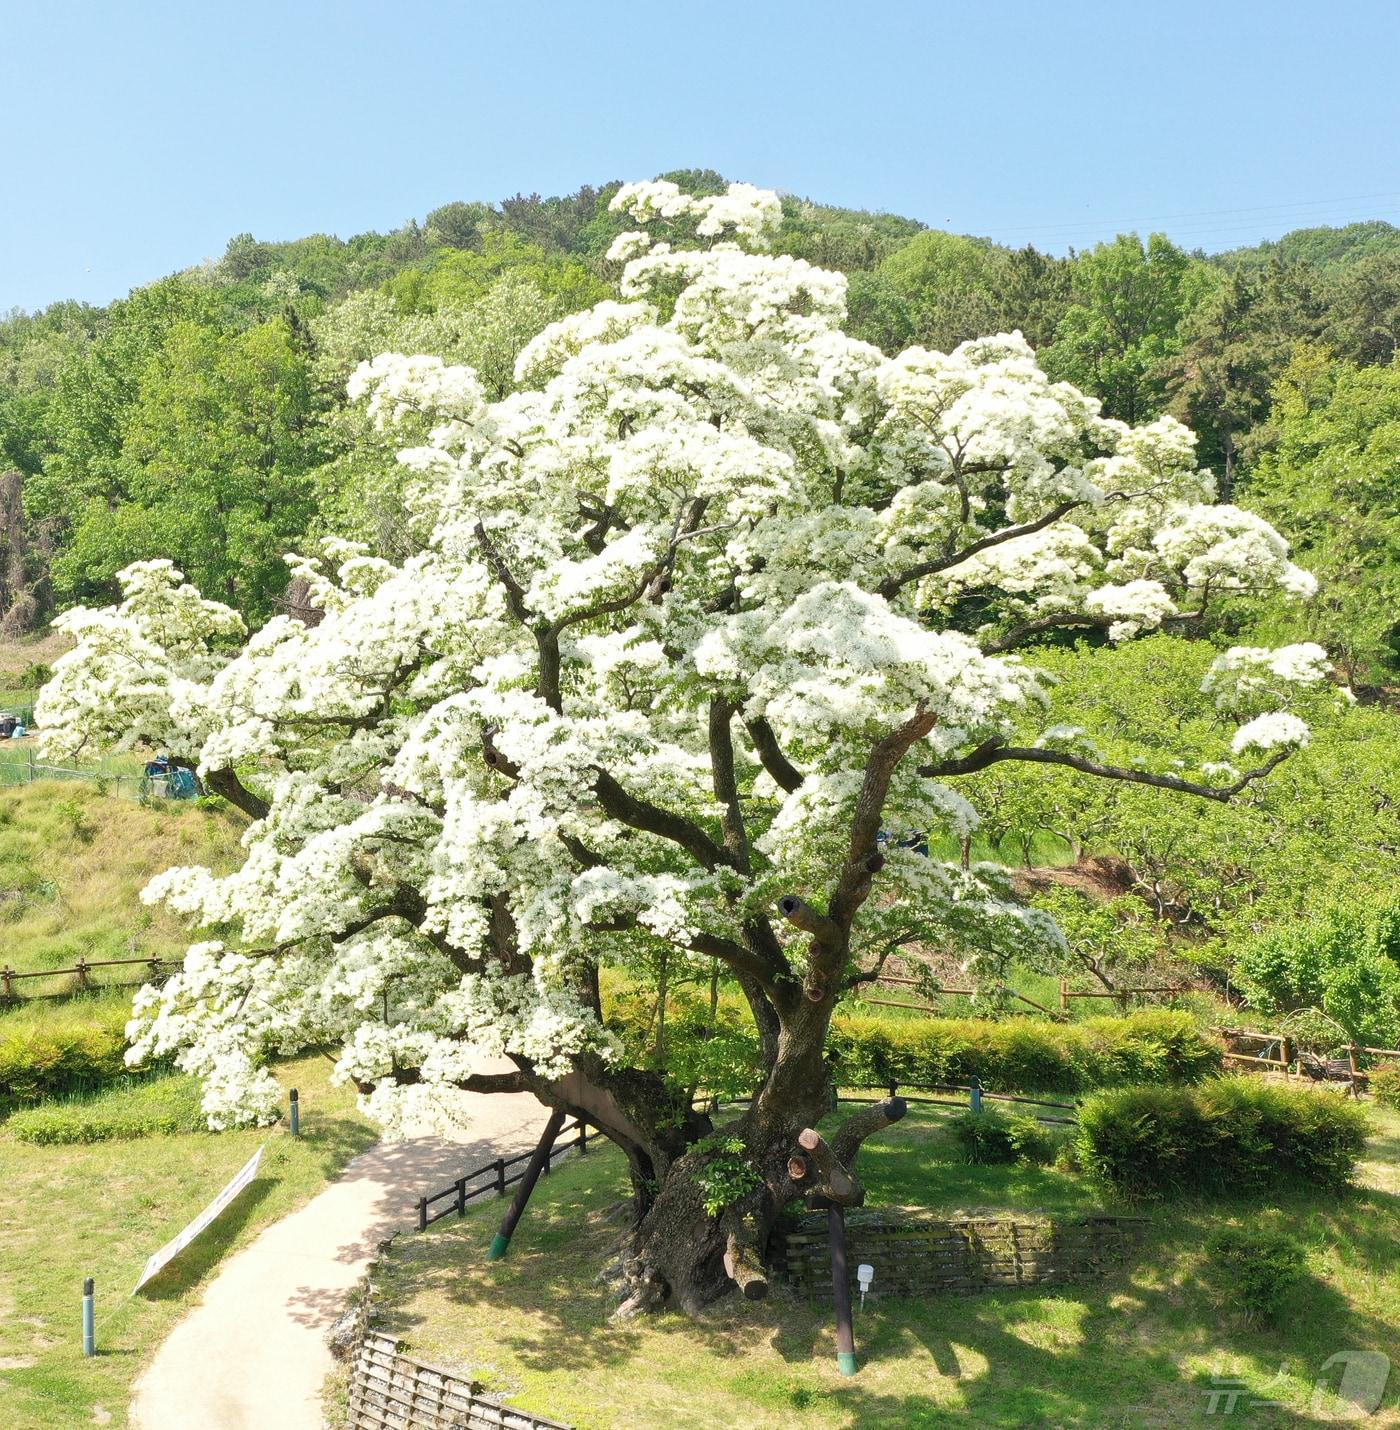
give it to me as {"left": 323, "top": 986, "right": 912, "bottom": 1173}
{"left": 410, "top": 1078, "right": 1080, "bottom": 1230}
{"left": 414, "top": 1115, "right": 591, "bottom": 1231}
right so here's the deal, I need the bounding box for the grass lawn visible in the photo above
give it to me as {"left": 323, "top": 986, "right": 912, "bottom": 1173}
{"left": 0, "top": 782, "right": 242, "bottom": 985}
{"left": 363, "top": 1102, "right": 1400, "bottom": 1429}
{"left": 0, "top": 1054, "right": 377, "bottom": 1429}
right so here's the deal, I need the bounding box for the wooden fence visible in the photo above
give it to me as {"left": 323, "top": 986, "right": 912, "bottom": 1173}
{"left": 772, "top": 1209, "right": 1147, "bottom": 1299}
{"left": 840, "top": 1079, "right": 1079, "bottom": 1125}
{"left": 860, "top": 973, "right": 1191, "bottom": 1021}
{"left": 1214, "top": 1026, "right": 1400, "bottom": 1093}
{"left": 1059, "top": 979, "right": 1192, "bottom": 1013}
{"left": 415, "top": 1117, "right": 591, "bottom": 1231}
{"left": 0, "top": 954, "right": 176, "bottom": 1001}
{"left": 411, "top": 1081, "right": 1081, "bottom": 1229}
{"left": 863, "top": 973, "right": 1062, "bottom": 1019}
{"left": 349, "top": 1330, "right": 572, "bottom": 1430}
{"left": 411, "top": 1081, "right": 1078, "bottom": 1228}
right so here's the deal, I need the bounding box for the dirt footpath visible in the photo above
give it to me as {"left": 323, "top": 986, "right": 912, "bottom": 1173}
{"left": 131, "top": 1089, "right": 548, "bottom": 1430}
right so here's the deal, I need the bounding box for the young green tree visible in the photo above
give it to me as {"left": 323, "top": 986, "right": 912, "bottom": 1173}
{"left": 1044, "top": 233, "right": 1202, "bottom": 424}
{"left": 1234, "top": 899, "right": 1400, "bottom": 1048}
{"left": 50, "top": 315, "right": 321, "bottom": 618}
{"left": 1243, "top": 352, "right": 1400, "bottom": 683}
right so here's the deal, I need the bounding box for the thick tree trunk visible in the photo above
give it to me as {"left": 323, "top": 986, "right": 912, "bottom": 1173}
{"left": 596, "top": 999, "right": 907, "bottom": 1317}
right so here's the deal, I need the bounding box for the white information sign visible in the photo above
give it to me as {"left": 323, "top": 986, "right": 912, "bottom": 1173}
{"left": 133, "top": 1144, "right": 264, "bottom": 1293}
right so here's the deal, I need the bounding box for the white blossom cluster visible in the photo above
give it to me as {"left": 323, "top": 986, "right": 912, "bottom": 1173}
{"left": 610, "top": 179, "right": 784, "bottom": 244}
{"left": 38, "top": 179, "right": 1324, "bottom": 1132}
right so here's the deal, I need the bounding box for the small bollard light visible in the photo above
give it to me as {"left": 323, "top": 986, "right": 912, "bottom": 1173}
{"left": 82, "top": 1277, "right": 95, "bottom": 1357}
{"left": 289, "top": 1087, "right": 300, "bottom": 1137}
{"left": 857, "top": 1263, "right": 875, "bottom": 1308}
{"left": 969, "top": 1076, "right": 983, "bottom": 1114}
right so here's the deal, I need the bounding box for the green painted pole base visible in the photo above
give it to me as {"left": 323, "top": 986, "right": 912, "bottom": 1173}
{"left": 837, "top": 1351, "right": 858, "bottom": 1376}
{"left": 487, "top": 1233, "right": 511, "bottom": 1261}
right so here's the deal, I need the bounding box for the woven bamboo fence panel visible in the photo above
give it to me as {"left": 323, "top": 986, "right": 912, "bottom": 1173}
{"left": 348, "top": 1331, "right": 573, "bottom": 1430}
{"left": 772, "top": 1209, "right": 1147, "bottom": 1299}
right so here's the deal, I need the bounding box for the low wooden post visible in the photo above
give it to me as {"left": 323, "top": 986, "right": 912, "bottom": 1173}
{"left": 417, "top": 1197, "right": 428, "bottom": 1232}
{"left": 577, "top": 1120, "right": 588, "bottom": 1155}
{"left": 1348, "top": 1044, "right": 1360, "bottom": 1093}
{"left": 455, "top": 1176, "right": 467, "bottom": 1216}
{"left": 0, "top": 965, "right": 11, "bottom": 1001}
{"left": 75, "top": 958, "right": 90, "bottom": 991}
{"left": 1060, "top": 979, "right": 1069, "bottom": 1014}
{"left": 487, "top": 1109, "right": 566, "bottom": 1261}
{"left": 887, "top": 1079, "right": 898, "bottom": 1099}
{"left": 493, "top": 1157, "right": 506, "bottom": 1196}
{"left": 827, "top": 1204, "right": 857, "bottom": 1375}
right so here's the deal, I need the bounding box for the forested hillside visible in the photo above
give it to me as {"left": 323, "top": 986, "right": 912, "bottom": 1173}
{"left": 3, "top": 168, "right": 1399, "bottom": 687}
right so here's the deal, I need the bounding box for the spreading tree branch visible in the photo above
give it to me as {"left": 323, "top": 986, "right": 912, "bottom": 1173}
{"left": 828, "top": 704, "right": 937, "bottom": 930}
{"left": 877, "top": 499, "right": 1084, "bottom": 599}
{"left": 592, "top": 769, "right": 728, "bottom": 870}
{"left": 744, "top": 716, "right": 804, "bottom": 794}
{"left": 919, "top": 742, "right": 1292, "bottom": 803}
{"left": 195, "top": 765, "right": 269, "bottom": 821}
{"left": 708, "top": 696, "right": 752, "bottom": 873}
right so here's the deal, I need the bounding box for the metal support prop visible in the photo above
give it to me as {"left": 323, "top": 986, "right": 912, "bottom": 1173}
{"left": 828, "top": 1205, "right": 857, "bottom": 1375}
{"left": 487, "top": 1109, "right": 567, "bottom": 1261}
{"left": 82, "top": 1278, "right": 95, "bottom": 1357}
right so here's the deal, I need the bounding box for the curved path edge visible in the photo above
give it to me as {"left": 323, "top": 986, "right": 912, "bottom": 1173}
{"left": 131, "top": 1090, "right": 549, "bottom": 1430}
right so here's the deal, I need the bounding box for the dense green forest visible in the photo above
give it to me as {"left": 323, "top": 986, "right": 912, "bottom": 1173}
{"left": 4, "top": 167, "right": 1399, "bottom": 676}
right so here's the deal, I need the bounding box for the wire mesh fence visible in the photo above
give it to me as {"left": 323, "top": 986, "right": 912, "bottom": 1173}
{"left": 0, "top": 744, "right": 150, "bottom": 795}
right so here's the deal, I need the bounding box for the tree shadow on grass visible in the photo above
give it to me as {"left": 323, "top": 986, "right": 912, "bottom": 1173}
{"left": 297, "top": 1111, "right": 383, "bottom": 1181}
{"left": 379, "top": 1146, "right": 1400, "bottom": 1428}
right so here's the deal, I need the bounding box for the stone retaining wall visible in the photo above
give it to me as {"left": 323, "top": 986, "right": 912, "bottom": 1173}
{"left": 772, "top": 1208, "right": 1147, "bottom": 1298}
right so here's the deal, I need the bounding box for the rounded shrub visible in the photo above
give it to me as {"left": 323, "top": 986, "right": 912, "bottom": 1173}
{"left": 951, "top": 1108, "right": 1055, "bottom": 1165}
{"left": 0, "top": 1016, "right": 129, "bottom": 1103}
{"left": 1205, "top": 1224, "right": 1308, "bottom": 1325}
{"left": 1369, "top": 1063, "right": 1400, "bottom": 1110}
{"left": 1075, "top": 1078, "right": 1370, "bottom": 1197}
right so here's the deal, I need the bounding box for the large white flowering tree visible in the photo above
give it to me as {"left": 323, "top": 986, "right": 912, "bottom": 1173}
{"left": 39, "top": 180, "right": 1328, "bottom": 1314}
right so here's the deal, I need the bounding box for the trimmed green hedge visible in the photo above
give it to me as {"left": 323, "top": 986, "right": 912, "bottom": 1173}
{"left": 7, "top": 1074, "right": 205, "bottom": 1144}
{"left": 1074, "top": 1078, "right": 1370, "bottom": 1197}
{"left": 828, "top": 1008, "right": 1220, "bottom": 1093}
{"left": 1205, "top": 1223, "right": 1308, "bottom": 1325}
{"left": 0, "top": 1015, "right": 130, "bottom": 1103}
{"left": 606, "top": 972, "right": 1220, "bottom": 1097}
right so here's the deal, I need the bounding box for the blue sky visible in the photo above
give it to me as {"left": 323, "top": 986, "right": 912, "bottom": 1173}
{"left": 5, "top": 0, "right": 1400, "bottom": 312}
